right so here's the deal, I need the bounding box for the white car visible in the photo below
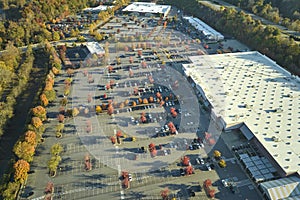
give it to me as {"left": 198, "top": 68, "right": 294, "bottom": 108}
{"left": 206, "top": 164, "right": 211, "bottom": 171}
{"left": 164, "top": 125, "right": 169, "bottom": 131}
{"left": 163, "top": 149, "right": 168, "bottom": 156}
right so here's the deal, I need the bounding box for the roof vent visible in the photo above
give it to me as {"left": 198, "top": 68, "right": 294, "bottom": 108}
{"left": 275, "top": 108, "right": 283, "bottom": 113}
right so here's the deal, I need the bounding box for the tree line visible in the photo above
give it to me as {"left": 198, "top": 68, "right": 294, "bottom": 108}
{"left": 221, "top": 0, "right": 300, "bottom": 32}
{"left": 0, "top": 41, "right": 59, "bottom": 199}
{"left": 161, "top": 0, "right": 300, "bottom": 75}
{"left": 0, "top": 44, "right": 34, "bottom": 137}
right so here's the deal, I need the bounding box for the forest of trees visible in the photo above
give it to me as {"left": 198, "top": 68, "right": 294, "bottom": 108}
{"left": 162, "top": 0, "right": 300, "bottom": 75}
{"left": 0, "top": 0, "right": 129, "bottom": 49}
{"left": 220, "top": 0, "right": 300, "bottom": 31}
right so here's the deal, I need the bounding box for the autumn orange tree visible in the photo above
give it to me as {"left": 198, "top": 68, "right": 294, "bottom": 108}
{"left": 182, "top": 156, "right": 190, "bottom": 166}
{"left": 143, "top": 98, "right": 148, "bottom": 104}
{"left": 28, "top": 116, "right": 45, "bottom": 136}
{"left": 24, "top": 131, "right": 37, "bottom": 147}
{"left": 107, "top": 103, "right": 114, "bottom": 115}
{"left": 13, "top": 159, "right": 30, "bottom": 184}
{"left": 185, "top": 165, "right": 193, "bottom": 175}
{"left": 57, "top": 114, "right": 65, "bottom": 123}
{"left": 31, "top": 117, "right": 43, "bottom": 129}
{"left": 40, "top": 93, "right": 49, "bottom": 107}
{"left": 161, "top": 188, "right": 169, "bottom": 200}
{"left": 32, "top": 106, "right": 47, "bottom": 121}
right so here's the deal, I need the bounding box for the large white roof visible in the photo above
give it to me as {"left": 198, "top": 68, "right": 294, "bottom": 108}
{"left": 183, "top": 51, "right": 300, "bottom": 176}
{"left": 83, "top": 5, "right": 113, "bottom": 12}
{"left": 183, "top": 16, "right": 224, "bottom": 41}
{"left": 86, "top": 42, "right": 105, "bottom": 55}
{"left": 122, "top": 2, "right": 171, "bottom": 15}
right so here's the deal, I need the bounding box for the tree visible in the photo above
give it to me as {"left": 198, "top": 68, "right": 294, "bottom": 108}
{"left": 45, "top": 182, "right": 54, "bottom": 194}
{"left": 161, "top": 188, "right": 169, "bottom": 200}
{"left": 107, "top": 104, "right": 114, "bottom": 115}
{"left": 48, "top": 155, "right": 61, "bottom": 175}
{"left": 43, "top": 90, "right": 56, "bottom": 102}
{"left": 182, "top": 156, "right": 190, "bottom": 166}
{"left": 168, "top": 122, "right": 177, "bottom": 134}
{"left": 57, "top": 114, "right": 65, "bottom": 123}
{"left": 56, "top": 123, "right": 64, "bottom": 133}
{"left": 185, "top": 165, "right": 193, "bottom": 175}
{"left": 72, "top": 107, "right": 80, "bottom": 117}
{"left": 32, "top": 106, "right": 47, "bottom": 121}
{"left": 51, "top": 143, "right": 63, "bottom": 156}
{"left": 95, "top": 105, "right": 102, "bottom": 114}
{"left": 31, "top": 117, "right": 43, "bottom": 128}
{"left": 95, "top": 32, "right": 103, "bottom": 41}
{"left": 2, "top": 181, "right": 19, "bottom": 200}
{"left": 24, "top": 131, "right": 37, "bottom": 146}
{"left": 214, "top": 150, "right": 221, "bottom": 159}
{"left": 13, "top": 141, "right": 35, "bottom": 162}
{"left": 218, "top": 159, "right": 227, "bottom": 168}
{"left": 138, "top": 98, "right": 143, "bottom": 104}
{"left": 14, "top": 159, "right": 30, "bottom": 184}
{"left": 132, "top": 101, "right": 136, "bottom": 107}
{"left": 148, "top": 143, "right": 157, "bottom": 157}
{"left": 60, "top": 97, "right": 68, "bottom": 106}
{"left": 143, "top": 98, "right": 148, "bottom": 104}
{"left": 40, "top": 93, "right": 49, "bottom": 106}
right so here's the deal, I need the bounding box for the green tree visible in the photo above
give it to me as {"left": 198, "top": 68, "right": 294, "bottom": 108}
{"left": 13, "top": 141, "right": 35, "bottom": 162}
{"left": 52, "top": 31, "right": 60, "bottom": 41}
{"left": 51, "top": 143, "right": 63, "bottom": 156}
{"left": 2, "top": 181, "right": 19, "bottom": 200}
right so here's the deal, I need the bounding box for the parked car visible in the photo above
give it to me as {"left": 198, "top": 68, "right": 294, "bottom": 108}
{"left": 222, "top": 179, "right": 229, "bottom": 187}
{"left": 206, "top": 163, "right": 211, "bottom": 171}
{"left": 180, "top": 168, "right": 185, "bottom": 176}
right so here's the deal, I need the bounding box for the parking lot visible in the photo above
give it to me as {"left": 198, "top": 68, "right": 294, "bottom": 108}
{"left": 21, "top": 7, "right": 263, "bottom": 200}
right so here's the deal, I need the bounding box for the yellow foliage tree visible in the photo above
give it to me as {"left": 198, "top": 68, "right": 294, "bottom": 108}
{"left": 218, "top": 159, "right": 227, "bottom": 168}
{"left": 214, "top": 150, "right": 221, "bottom": 158}
{"left": 13, "top": 141, "right": 35, "bottom": 162}
{"left": 72, "top": 107, "right": 80, "bottom": 117}
{"left": 95, "top": 105, "right": 102, "bottom": 114}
